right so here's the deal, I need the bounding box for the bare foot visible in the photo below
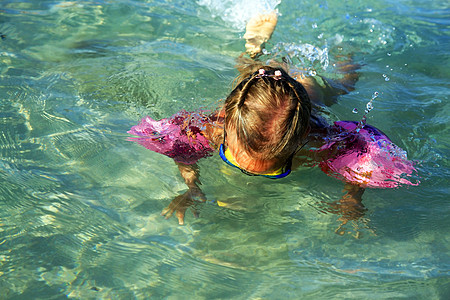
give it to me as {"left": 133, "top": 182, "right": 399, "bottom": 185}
{"left": 243, "top": 12, "right": 278, "bottom": 57}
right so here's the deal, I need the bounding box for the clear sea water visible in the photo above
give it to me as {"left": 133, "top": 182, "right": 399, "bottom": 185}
{"left": 0, "top": 0, "right": 449, "bottom": 299}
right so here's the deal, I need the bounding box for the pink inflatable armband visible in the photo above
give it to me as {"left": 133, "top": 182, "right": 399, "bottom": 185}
{"left": 128, "top": 110, "right": 215, "bottom": 165}
{"left": 315, "top": 121, "right": 419, "bottom": 188}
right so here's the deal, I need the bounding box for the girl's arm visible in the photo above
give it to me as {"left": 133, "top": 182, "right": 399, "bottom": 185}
{"left": 320, "top": 183, "right": 367, "bottom": 233}
{"left": 161, "top": 162, "right": 206, "bottom": 225}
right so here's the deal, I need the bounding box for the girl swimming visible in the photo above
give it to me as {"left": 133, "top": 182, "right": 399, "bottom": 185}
{"left": 128, "top": 13, "right": 418, "bottom": 225}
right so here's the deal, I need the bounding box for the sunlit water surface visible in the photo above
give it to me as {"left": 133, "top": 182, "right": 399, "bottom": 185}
{"left": 0, "top": 0, "right": 448, "bottom": 298}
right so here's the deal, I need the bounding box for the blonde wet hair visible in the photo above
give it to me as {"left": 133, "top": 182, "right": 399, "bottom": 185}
{"left": 225, "top": 64, "right": 311, "bottom": 161}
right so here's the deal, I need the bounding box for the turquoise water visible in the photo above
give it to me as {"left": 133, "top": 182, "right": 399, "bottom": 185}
{"left": 0, "top": 0, "right": 448, "bottom": 298}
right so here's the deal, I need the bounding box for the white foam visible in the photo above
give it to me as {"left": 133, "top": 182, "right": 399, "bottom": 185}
{"left": 197, "top": 0, "right": 281, "bottom": 30}
{"left": 267, "top": 42, "right": 330, "bottom": 72}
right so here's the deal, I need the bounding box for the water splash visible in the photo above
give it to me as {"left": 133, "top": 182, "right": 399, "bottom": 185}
{"left": 356, "top": 91, "right": 378, "bottom": 132}
{"left": 197, "top": 0, "right": 281, "bottom": 30}
{"left": 265, "top": 42, "right": 329, "bottom": 76}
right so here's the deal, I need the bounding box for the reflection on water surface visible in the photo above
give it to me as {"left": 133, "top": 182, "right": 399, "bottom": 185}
{"left": 0, "top": 0, "right": 448, "bottom": 298}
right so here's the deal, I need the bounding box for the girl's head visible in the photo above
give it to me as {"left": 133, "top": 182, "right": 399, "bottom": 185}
{"left": 223, "top": 65, "right": 311, "bottom": 176}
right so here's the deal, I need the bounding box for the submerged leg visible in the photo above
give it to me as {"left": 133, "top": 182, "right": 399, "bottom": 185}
{"left": 334, "top": 55, "right": 361, "bottom": 93}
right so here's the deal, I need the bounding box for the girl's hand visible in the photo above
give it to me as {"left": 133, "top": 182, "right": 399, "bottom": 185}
{"left": 161, "top": 187, "right": 206, "bottom": 225}
{"left": 335, "top": 184, "right": 366, "bottom": 222}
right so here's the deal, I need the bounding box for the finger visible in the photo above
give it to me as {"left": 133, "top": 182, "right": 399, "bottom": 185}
{"left": 161, "top": 207, "right": 173, "bottom": 219}
{"left": 191, "top": 206, "right": 199, "bottom": 219}
{"left": 176, "top": 210, "right": 185, "bottom": 225}
{"left": 191, "top": 189, "right": 207, "bottom": 202}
